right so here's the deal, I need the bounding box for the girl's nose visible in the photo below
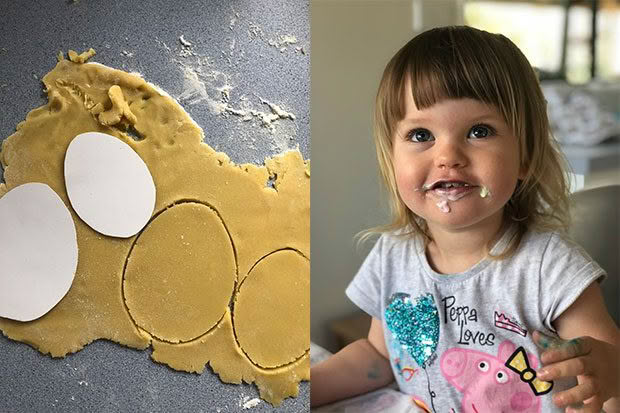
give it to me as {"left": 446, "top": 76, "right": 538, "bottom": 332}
{"left": 433, "top": 141, "right": 468, "bottom": 170}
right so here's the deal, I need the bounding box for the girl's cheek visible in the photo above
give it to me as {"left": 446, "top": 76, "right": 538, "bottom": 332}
{"left": 394, "top": 176, "right": 414, "bottom": 204}
{"left": 394, "top": 170, "right": 412, "bottom": 192}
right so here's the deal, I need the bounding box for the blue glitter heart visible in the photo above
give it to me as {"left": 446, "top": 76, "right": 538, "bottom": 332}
{"left": 385, "top": 293, "right": 439, "bottom": 368}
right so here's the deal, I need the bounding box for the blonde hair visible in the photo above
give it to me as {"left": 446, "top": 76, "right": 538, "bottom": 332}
{"left": 367, "top": 26, "right": 572, "bottom": 259}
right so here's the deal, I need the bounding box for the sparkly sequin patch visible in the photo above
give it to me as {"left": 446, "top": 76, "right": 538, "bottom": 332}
{"left": 385, "top": 293, "right": 440, "bottom": 368}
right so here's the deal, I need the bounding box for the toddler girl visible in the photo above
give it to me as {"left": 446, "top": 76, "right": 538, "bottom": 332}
{"left": 311, "top": 26, "right": 619, "bottom": 412}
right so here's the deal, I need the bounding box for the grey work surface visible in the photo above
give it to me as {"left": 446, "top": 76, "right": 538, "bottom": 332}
{"left": 0, "top": 1, "right": 309, "bottom": 411}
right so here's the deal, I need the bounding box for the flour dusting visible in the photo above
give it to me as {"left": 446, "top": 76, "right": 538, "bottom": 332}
{"left": 243, "top": 398, "right": 261, "bottom": 409}
{"left": 268, "top": 34, "right": 298, "bottom": 52}
{"left": 169, "top": 26, "right": 298, "bottom": 152}
{"left": 179, "top": 35, "right": 192, "bottom": 48}
{"left": 229, "top": 9, "right": 239, "bottom": 31}
{"left": 238, "top": 394, "right": 261, "bottom": 409}
{"left": 152, "top": 10, "right": 304, "bottom": 158}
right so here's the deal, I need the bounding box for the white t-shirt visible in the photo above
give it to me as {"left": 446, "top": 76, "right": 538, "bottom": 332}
{"left": 346, "top": 225, "right": 605, "bottom": 413}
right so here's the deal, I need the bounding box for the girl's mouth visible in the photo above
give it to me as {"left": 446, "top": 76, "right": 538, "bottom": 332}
{"left": 431, "top": 184, "right": 476, "bottom": 197}
{"left": 417, "top": 182, "right": 491, "bottom": 213}
{"left": 418, "top": 180, "right": 473, "bottom": 191}
{"left": 418, "top": 181, "right": 477, "bottom": 197}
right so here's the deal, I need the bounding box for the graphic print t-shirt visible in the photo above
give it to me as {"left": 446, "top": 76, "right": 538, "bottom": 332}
{"left": 346, "top": 227, "right": 605, "bottom": 413}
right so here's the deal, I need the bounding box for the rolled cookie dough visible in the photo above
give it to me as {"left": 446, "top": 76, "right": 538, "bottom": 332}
{"left": 0, "top": 51, "right": 309, "bottom": 405}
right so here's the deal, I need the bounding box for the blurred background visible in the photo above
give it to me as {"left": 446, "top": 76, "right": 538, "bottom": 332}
{"left": 311, "top": 0, "right": 620, "bottom": 355}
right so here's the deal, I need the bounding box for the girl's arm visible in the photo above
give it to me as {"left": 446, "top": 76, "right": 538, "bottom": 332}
{"left": 310, "top": 317, "right": 395, "bottom": 407}
{"left": 533, "top": 283, "right": 620, "bottom": 413}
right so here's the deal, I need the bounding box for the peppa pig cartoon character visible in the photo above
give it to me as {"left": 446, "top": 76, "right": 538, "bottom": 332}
{"left": 440, "top": 340, "right": 553, "bottom": 412}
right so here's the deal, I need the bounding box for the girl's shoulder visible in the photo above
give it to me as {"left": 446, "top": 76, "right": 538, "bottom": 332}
{"left": 520, "top": 228, "right": 590, "bottom": 259}
{"left": 375, "top": 227, "right": 422, "bottom": 253}
{"left": 518, "top": 229, "right": 604, "bottom": 283}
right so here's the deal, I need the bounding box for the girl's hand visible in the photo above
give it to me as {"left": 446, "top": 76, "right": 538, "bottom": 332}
{"left": 533, "top": 330, "right": 620, "bottom": 412}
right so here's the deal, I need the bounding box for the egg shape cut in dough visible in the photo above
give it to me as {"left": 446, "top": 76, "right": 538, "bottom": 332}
{"left": 64, "top": 132, "right": 156, "bottom": 238}
{"left": 0, "top": 183, "right": 78, "bottom": 321}
{"left": 234, "top": 249, "right": 310, "bottom": 368}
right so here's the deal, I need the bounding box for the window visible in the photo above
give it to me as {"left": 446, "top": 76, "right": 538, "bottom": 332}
{"left": 464, "top": 1, "right": 620, "bottom": 84}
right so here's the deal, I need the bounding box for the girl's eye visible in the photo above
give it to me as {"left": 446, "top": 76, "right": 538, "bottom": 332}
{"left": 477, "top": 361, "right": 489, "bottom": 372}
{"left": 468, "top": 124, "right": 495, "bottom": 139}
{"left": 406, "top": 128, "right": 434, "bottom": 143}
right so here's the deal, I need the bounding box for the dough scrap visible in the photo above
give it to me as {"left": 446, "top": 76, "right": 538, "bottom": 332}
{"left": 67, "top": 48, "right": 96, "bottom": 63}
{"left": 0, "top": 51, "right": 309, "bottom": 405}
{"left": 97, "top": 85, "right": 138, "bottom": 126}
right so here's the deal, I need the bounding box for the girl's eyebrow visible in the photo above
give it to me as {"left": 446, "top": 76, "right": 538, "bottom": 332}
{"left": 467, "top": 114, "right": 503, "bottom": 124}
{"left": 397, "top": 113, "right": 502, "bottom": 127}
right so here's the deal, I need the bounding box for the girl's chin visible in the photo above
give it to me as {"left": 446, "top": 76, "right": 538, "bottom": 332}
{"left": 417, "top": 201, "right": 474, "bottom": 217}
{"left": 423, "top": 207, "right": 506, "bottom": 232}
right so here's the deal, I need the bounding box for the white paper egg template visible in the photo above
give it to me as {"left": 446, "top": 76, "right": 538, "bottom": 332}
{"left": 64, "top": 132, "right": 156, "bottom": 238}
{"left": 0, "top": 183, "right": 78, "bottom": 321}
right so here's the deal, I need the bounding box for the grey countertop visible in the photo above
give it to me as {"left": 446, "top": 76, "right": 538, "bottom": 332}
{"left": 0, "top": 1, "right": 309, "bottom": 411}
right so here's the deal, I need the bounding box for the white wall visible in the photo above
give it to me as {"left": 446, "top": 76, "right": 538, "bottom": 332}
{"left": 310, "top": 0, "right": 463, "bottom": 351}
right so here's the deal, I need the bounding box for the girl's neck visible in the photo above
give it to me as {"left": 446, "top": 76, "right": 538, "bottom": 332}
{"left": 425, "top": 216, "right": 508, "bottom": 275}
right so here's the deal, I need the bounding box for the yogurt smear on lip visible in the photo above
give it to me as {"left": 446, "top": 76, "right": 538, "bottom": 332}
{"left": 432, "top": 185, "right": 475, "bottom": 197}
{"left": 416, "top": 183, "right": 492, "bottom": 213}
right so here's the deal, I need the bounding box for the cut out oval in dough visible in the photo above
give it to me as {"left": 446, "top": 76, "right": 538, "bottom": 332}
{"left": 123, "top": 202, "right": 236, "bottom": 343}
{"left": 64, "top": 131, "right": 156, "bottom": 238}
{"left": 233, "top": 249, "right": 310, "bottom": 368}
{"left": 0, "top": 183, "right": 78, "bottom": 322}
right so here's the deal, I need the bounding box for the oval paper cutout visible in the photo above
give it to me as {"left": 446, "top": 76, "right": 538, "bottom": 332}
{"left": 0, "top": 183, "right": 78, "bottom": 321}
{"left": 64, "top": 132, "right": 156, "bottom": 238}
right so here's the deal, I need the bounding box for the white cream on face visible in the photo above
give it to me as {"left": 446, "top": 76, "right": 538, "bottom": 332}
{"left": 480, "top": 186, "right": 490, "bottom": 198}
{"left": 416, "top": 184, "right": 492, "bottom": 213}
{"left": 436, "top": 199, "right": 450, "bottom": 213}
